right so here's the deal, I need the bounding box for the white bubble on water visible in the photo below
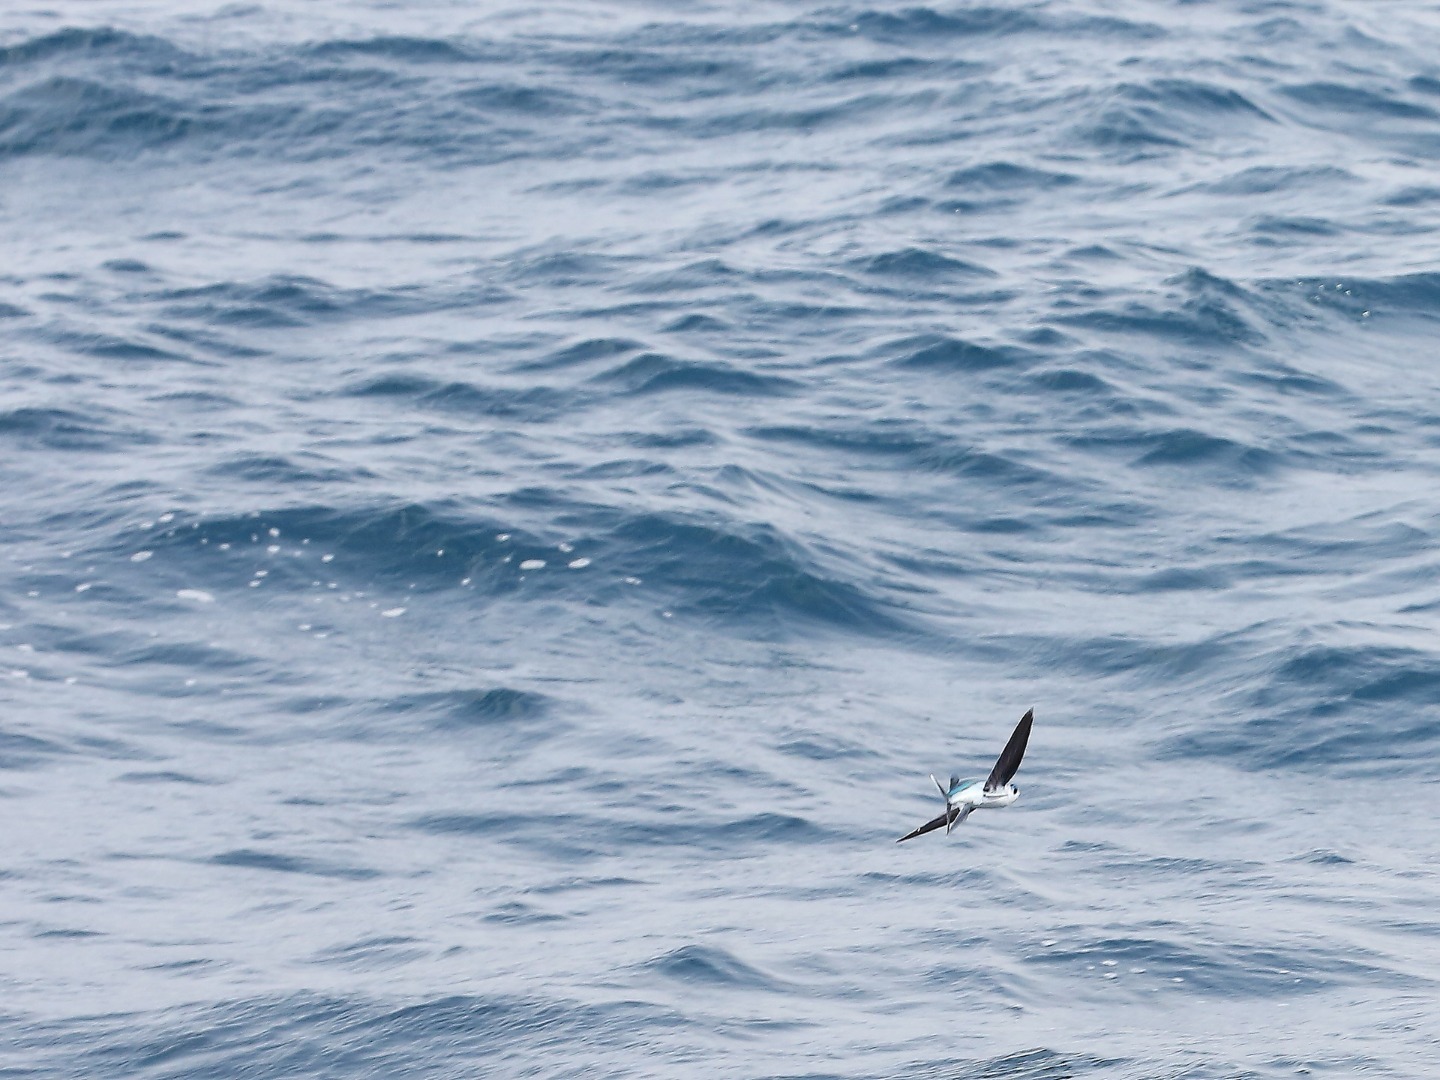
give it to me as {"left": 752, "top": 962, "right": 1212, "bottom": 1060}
{"left": 177, "top": 589, "right": 214, "bottom": 603}
{"left": 568, "top": 558, "right": 590, "bottom": 569}
{"left": 520, "top": 559, "right": 546, "bottom": 570}
{"left": 381, "top": 607, "right": 406, "bottom": 617}
{"left": 131, "top": 551, "right": 153, "bottom": 562}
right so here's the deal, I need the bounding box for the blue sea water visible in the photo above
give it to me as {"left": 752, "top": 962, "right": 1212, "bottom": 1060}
{"left": 3, "top": 0, "right": 1440, "bottom": 1075}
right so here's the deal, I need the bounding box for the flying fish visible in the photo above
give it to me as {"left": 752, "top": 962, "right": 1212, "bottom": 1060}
{"left": 897, "top": 708, "right": 1033, "bottom": 842}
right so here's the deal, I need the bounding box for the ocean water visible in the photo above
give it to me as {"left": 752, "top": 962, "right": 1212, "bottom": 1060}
{"left": 3, "top": 0, "right": 1440, "bottom": 1075}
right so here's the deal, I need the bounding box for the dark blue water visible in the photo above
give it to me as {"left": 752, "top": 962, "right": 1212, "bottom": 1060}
{"left": 4, "top": 2, "right": 1440, "bottom": 1076}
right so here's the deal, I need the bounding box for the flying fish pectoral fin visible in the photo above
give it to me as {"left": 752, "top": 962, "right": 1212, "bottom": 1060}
{"left": 897, "top": 809, "right": 952, "bottom": 843}
{"left": 984, "top": 708, "right": 1033, "bottom": 793}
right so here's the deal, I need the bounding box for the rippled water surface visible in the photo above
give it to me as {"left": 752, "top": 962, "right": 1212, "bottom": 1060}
{"left": 4, "top": 1, "right": 1440, "bottom": 1076}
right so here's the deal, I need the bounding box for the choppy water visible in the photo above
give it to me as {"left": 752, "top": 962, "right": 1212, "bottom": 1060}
{"left": 4, "top": 1, "right": 1440, "bottom": 1076}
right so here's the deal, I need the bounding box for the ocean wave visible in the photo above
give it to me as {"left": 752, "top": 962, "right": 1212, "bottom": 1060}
{"left": 1166, "top": 639, "right": 1440, "bottom": 775}
{"left": 14, "top": 993, "right": 688, "bottom": 1078}
{"left": 6, "top": 2, "right": 1440, "bottom": 1076}
{"left": 640, "top": 943, "right": 793, "bottom": 992}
